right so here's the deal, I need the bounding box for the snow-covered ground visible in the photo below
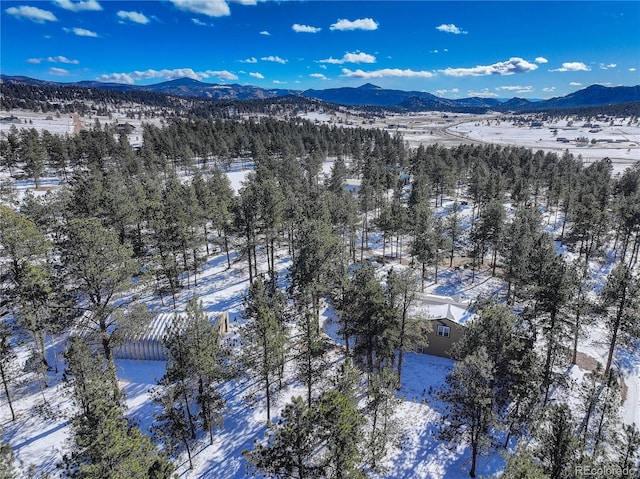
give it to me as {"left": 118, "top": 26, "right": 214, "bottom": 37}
{"left": 448, "top": 119, "right": 640, "bottom": 176}
{"left": 0, "top": 111, "right": 75, "bottom": 135}
{"left": 2, "top": 118, "right": 639, "bottom": 477}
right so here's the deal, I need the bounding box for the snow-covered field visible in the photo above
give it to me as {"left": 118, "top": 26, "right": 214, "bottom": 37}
{"left": 297, "top": 109, "right": 640, "bottom": 175}
{"left": 448, "top": 119, "right": 640, "bottom": 175}
{"left": 0, "top": 111, "right": 75, "bottom": 135}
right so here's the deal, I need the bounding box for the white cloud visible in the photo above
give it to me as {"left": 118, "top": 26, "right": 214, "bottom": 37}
{"left": 630, "top": 68, "right": 637, "bottom": 72}
{"left": 292, "top": 23, "right": 321, "bottom": 33}
{"left": 261, "top": 56, "right": 287, "bottom": 64}
{"left": 170, "top": 0, "right": 230, "bottom": 17}
{"left": 208, "top": 70, "right": 238, "bottom": 81}
{"left": 319, "top": 52, "right": 376, "bottom": 64}
{"left": 542, "top": 87, "right": 556, "bottom": 92}
{"left": 436, "top": 23, "right": 467, "bottom": 34}
{"left": 249, "top": 72, "right": 264, "bottom": 79}
{"left": 47, "top": 55, "right": 79, "bottom": 64}
{"left": 330, "top": 18, "right": 378, "bottom": 31}
{"left": 53, "top": 0, "right": 102, "bottom": 12}
{"left": 600, "top": 63, "right": 617, "bottom": 70}
{"left": 496, "top": 85, "right": 533, "bottom": 93}
{"left": 99, "top": 73, "right": 135, "bottom": 84}
{"left": 272, "top": 80, "right": 287, "bottom": 84}
{"left": 341, "top": 67, "right": 435, "bottom": 79}
{"left": 441, "top": 57, "right": 538, "bottom": 77}
{"left": 191, "top": 18, "right": 208, "bottom": 26}
{"left": 239, "top": 57, "right": 258, "bottom": 63}
{"left": 310, "top": 73, "right": 328, "bottom": 80}
{"left": 5, "top": 6, "right": 57, "bottom": 23}
{"left": 64, "top": 27, "right": 98, "bottom": 37}
{"left": 535, "top": 57, "right": 548, "bottom": 64}
{"left": 436, "top": 88, "right": 459, "bottom": 97}
{"left": 98, "top": 68, "right": 238, "bottom": 84}
{"left": 117, "top": 10, "right": 150, "bottom": 24}
{"left": 550, "top": 62, "right": 590, "bottom": 72}
{"left": 259, "top": 31, "right": 270, "bottom": 36}
{"left": 49, "top": 67, "right": 70, "bottom": 76}
{"left": 467, "top": 90, "right": 499, "bottom": 98}
{"left": 26, "top": 58, "right": 42, "bottom": 64}
{"left": 569, "top": 82, "right": 582, "bottom": 86}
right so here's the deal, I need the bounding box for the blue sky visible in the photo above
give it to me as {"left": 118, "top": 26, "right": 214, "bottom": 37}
{"left": 1, "top": 0, "right": 639, "bottom": 99}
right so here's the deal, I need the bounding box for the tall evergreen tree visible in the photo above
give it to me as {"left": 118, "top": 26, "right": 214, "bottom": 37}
{"left": 63, "top": 337, "right": 174, "bottom": 479}
{"left": 296, "top": 310, "right": 328, "bottom": 408}
{"left": 61, "top": 218, "right": 139, "bottom": 362}
{"left": 0, "top": 321, "right": 17, "bottom": 422}
{"left": 244, "top": 396, "right": 324, "bottom": 479}
{"left": 289, "top": 219, "right": 341, "bottom": 325}
{"left": 534, "top": 403, "right": 578, "bottom": 479}
{"left": 317, "top": 360, "right": 367, "bottom": 479}
{"left": 0, "top": 425, "right": 16, "bottom": 479}
{"left": 158, "top": 296, "right": 226, "bottom": 447}
{"left": 437, "top": 347, "right": 496, "bottom": 478}
{"left": 242, "top": 278, "right": 288, "bottom": 422}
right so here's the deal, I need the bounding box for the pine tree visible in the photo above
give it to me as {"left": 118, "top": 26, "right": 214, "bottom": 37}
{"left": 501, "top": 448, "right": 547, "bottom": 479}
{"left": 150, "top": 380, "right": 196, "bottom": 470}
{"left": 244, "top": 396, "right": 324, "bottom": 479}
{"left": 63, "top": 337, "right": 173, "bottom": 478}
{"left": 534, "top": 403, "right": 578, "bottom": 479}
{"left": 296, "top": 310, "right": 328, "bottom": 408}
{"left": 500, "top": 204, "right": 542, "bottom": 304}
{"left": 446, "top": 200, "right": 463, "bottom": 267}
{"left": 616, "top": 424, "right": 640, "bottom": 478}
{"left": 600, "top": 262, "right": 639, "bottom": 375}
{"left": 451, "top": 303, "right": 541, "bottom": 447}
{"left": 341, "top": 264, "right": 397, "bottom": 375}
{"left": 0, "top": 425, "right": 16, "bottom": 479}
{"left": 61, "top": 217, "right": 138, "bottom": 362}
{"left": 19, "top": 128, "right": 46, "bottom": 189}
{"left": 385, "top": 268, "right": 417, "bottom": 381}
{"left": 317, "top": 360, "right": 367, "bottom": 479}
{"left": 0, "top": 320, "right": 17, "bottom": 421}
{"left": 207, "top": 166, "right": 235, "bottom": 267}
{"left": 409, "top": 194, "right": 437, "bottom": 290}
{"left": 534, "top": 254, "right": 575, "bottom": 403}
{"left": 437, "top": 347, "right": 496, "bottom": 478}
{"left": 242, "top": 278, "right": 288, "bottom": 422}
{"left": 365, "top": 367, "right": 400, "bottom": 474}
{"left": 289, "top": 219, "right": 341, "bottom": 326}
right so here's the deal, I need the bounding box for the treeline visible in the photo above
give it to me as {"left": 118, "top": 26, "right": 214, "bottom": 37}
{"left": 0, "top": 81, "right": 193, "bottom": 113}
{"left": 1, "top": 115, "right": 639, "bottom": 477}
{"left": 0, "top": 80, "right": 341, "bottom": 119}
{"left": 516, "top": 101, "right": 640, "bottom": 118}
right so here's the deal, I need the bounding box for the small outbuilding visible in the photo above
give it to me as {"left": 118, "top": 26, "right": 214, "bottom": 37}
{"left": 112, "top": 311, "right": 229, "bottom": 361}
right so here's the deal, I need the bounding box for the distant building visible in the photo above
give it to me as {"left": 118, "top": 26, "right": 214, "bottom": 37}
{"left": 0, "top": 115, "right": 20, "bottom": 124}
{"left": 116, "top": 122, "right": 136, "bottom": 134}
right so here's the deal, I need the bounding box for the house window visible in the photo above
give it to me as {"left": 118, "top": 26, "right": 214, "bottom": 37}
{"left": 437, "top": 325, "right": 450, "bottom": 338}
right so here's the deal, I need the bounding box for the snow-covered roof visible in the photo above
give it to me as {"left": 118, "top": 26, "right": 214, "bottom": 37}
{"left": 410, "top": 293, "right": 473, "bottom": 325}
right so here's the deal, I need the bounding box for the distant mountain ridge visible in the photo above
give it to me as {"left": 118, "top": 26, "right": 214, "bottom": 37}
{"left": 1, "top": 75, "right": 638, "bottom": 111}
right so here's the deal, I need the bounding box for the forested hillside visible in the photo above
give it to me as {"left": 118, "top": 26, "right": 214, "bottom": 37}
{"left": 1, "top": 111, "right": 639, "bottom": 478}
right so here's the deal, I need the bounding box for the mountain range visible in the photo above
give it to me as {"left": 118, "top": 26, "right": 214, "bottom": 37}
{"left": 1, "top": 75, "right": 639, "bottom": 112}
